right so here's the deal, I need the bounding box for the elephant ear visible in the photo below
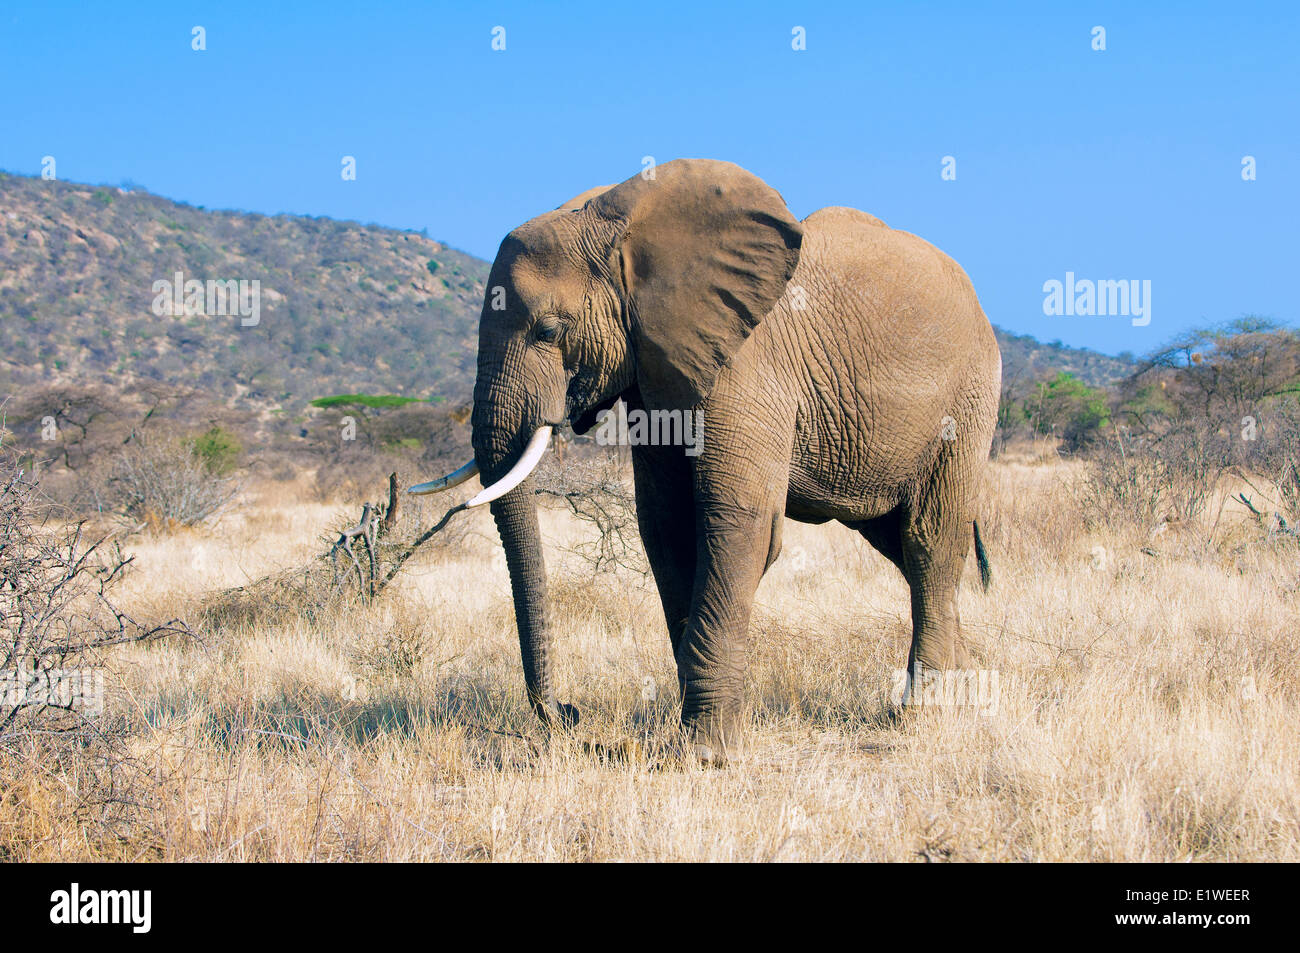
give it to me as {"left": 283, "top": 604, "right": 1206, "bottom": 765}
{"left": 590, "top": 159, "right": 803, "bottom": 408}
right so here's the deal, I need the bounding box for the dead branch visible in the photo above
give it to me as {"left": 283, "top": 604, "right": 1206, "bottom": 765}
{"left": 1232, "top": 491, "right": 1299, "bottom": 538}
{"left": 1, "top": 460, "right": 192, "bottom": 745}
{"left": 1233, "top": 492, "right": 1264, "bottom": 519}
{"left": 204, "top": 472, "right": 472, "bottom": 628}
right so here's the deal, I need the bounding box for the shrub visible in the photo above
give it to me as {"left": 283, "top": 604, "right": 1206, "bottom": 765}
{"left": 1079, "top": 402, "right": 1300, "bottom": 532}
{"left": 1077, "top": 321, "right": 1300, "bottom": 531}
{"left": 1076, "top": 428, "right": 1171, "bottom": 528}
{"left": 108, "top": 435, "right": 239, "bottom": 528}
{"left": 1032, "top": 372, "right": 1111, "bottom": 451}
{"left": 0, "top": 458, "right": 188, "bottom": 744}
{"left": 534, "top": 448, "right": 646, "bottom": 577}
{"left": 191, "top": 426, "right": 241, "bottom": 476}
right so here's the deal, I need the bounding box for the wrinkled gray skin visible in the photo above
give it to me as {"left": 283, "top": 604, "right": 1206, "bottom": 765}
{"left": 471, "top": 159, "right": 1001, "bottom": 764}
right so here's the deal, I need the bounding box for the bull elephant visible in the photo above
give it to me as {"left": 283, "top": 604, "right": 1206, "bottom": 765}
{"left": 414, "top": 159, "right": 1002, "bottom": 764}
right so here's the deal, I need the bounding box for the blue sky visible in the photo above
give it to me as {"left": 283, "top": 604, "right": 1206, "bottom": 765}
{"left": 2, "top": 1, "right": 1296, "bottom": 356}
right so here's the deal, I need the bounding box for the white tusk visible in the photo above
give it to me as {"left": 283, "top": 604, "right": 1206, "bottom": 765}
{"left": 408, "top": 460, "right": 479, "bottom": 496}
{"left": 465, "top": 426, "right": 553, "bottom": 508}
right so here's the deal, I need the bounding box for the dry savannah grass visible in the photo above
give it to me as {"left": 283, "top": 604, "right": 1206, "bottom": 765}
{"left": 4, "top": 442, "right": 1299, "bottom": 862}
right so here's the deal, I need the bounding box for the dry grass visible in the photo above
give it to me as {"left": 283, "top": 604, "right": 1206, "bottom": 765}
{"left": 3, "top": 453, "right": 1298, "bottom": 862}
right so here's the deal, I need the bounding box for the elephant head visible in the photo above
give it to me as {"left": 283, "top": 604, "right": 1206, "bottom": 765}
{"left": 412, "top": 159, "right": 803, "bottom": 731}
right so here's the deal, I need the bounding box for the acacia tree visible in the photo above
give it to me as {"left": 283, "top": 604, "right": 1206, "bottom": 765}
{"left": 9, "top": 384, "right": 125, "bottom": 471}
{"left": 1127, "top": 318, "right": 1300, "bottom": 427}
{"left": 1100, "top": 319, "right": 1300, "bottom": 522}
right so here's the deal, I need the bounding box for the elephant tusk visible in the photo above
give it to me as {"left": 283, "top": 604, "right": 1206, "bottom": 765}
{"left": 407, "top": 460, "right": 480, "bottom": 496}
{"left": 466, "top": 426, "right": 553, "bottom": 508}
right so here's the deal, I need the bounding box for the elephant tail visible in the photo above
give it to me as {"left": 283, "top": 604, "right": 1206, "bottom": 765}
{"left": 973, "top": 519, "right": 992, "bottom": 593}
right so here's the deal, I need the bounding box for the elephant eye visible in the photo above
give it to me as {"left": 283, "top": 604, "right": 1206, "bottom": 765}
{"left": 533, "top": 316, "right": 561, "bottom": 344}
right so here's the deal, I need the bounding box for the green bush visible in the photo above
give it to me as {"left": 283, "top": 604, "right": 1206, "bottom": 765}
{"left": 310, "top": 394, "right": 422, "bottom": 410}
{"left": 1034, "top": 372, "right": 1111, "bottom": 450}
{"left": 191, "top": 426, "right": 242, "bottom": 475}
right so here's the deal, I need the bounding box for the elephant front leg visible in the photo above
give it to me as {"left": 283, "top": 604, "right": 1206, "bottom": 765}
{"left": 676, "top": 501, "right": 779, "bottom": 766}
{"left": 631, "top": 444, "right": 697, "bottom": 669}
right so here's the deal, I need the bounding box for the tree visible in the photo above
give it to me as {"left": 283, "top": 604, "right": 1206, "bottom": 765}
{"left": 1127, "top": 317, "right": 1300, "bottom": 427}
{"left": 1031, "top": 372, "right": 1111, "bottom": 451}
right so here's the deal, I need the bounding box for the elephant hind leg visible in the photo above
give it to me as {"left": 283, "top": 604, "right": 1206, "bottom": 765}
{"left": 898, "top": 491, "right": 975, "bottom": 675}
{"left": 848, "top": 508, "right": 967, "bottom": 674}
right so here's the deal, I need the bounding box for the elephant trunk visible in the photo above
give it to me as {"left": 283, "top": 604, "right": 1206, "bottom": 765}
{"left": 489, "top": 483, "right": 566, "bottom": 726}
{"left": 470, "top": 414, "right": 576, "bottom": 731}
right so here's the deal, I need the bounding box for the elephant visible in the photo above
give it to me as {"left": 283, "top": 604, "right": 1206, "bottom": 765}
{"left": 414, "top": 159, "right": 1002, "bottom": 764}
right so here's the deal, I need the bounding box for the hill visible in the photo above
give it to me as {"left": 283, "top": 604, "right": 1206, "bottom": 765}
{"left": 993, "top": 327, "right": 1134, "bottom": 390}
{"left": 0, "top": 172, "right": 486, "bottom": 427}
{"left": 1, "top": 171, "right": 1133, "bottom": 430}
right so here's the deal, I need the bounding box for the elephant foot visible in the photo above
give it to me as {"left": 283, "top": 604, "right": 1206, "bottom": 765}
{"left": 580, "top": 736, "right": 643, "bottom": 764}
{"left": 693, "top": 742, "right": 728, "bottom": 768}
{"left": 900, "top": 651, "right": 997, "bottom": 715}
{"left": 535, "top": 700, "right": 580, "bottom": 731}
{"left": 912, "top": 640, "right": 972, "bottom": 674}
{"left": 645, "top": 737, "right": 728, "bottom": 772}
{"left": 557, "top": 702, "right": 580, "bottom": 728}
{"left": 681, "top": 714, "right": 741, "bottom": 768}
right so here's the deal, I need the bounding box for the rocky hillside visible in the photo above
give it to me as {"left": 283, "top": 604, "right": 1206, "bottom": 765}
{"left": 0, "top": 172, "right": 486, "bottom": 428}
{"left": 994, "top": 327, "right": 1134, "bottom": 390}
